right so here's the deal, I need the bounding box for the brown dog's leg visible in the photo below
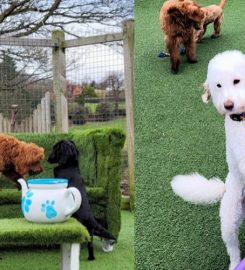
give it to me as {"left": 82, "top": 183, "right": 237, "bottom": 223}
{"left": 211, "top": 17, "right": 221, "bottom": 38}
{"left": 2, "top": 170, "right": 22, "bottom": 189}
{"left": 166, "top": 36, "right": 180, "bottom": 73}
{"left": 185, "top": 38, "right": 197, "bottom": 64}
{"left": 197, "top": 25, "right": 207, "bottom": 42}
{"left": 202, "top": 25, "right": 207, "bottom": 38}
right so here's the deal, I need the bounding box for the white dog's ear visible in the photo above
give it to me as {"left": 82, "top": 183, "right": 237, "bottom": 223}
{"left": 202, "top": 80, "right": 211, "bottom": 103}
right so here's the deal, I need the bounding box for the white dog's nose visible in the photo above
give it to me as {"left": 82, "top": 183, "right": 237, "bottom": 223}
{"left": 224, "top": 100, "right": 234, "bottom": 111}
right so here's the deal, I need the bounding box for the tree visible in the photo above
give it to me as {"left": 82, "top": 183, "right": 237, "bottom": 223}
{"left": 0, "top": 54, "right": 42, "bottom": 126}
{"left": 0, "top": 53, "right": 17, "bottom": 91}
{"left": 0, "top": 0, "right": 133, "bottom": 38}
{"left": 103, "top": 72, "right": 124, "bottom": 116}
{"left": 75, "top": 84, "right": 98, "bottom": 105}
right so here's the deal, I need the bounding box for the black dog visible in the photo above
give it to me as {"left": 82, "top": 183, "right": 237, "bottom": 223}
{"left": 48, "top": 140, "right": 116, "bottom": 260}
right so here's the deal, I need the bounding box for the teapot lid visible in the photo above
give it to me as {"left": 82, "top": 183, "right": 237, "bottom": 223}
{"left": 27, "top": 178, "right": 68, "bottom": 185}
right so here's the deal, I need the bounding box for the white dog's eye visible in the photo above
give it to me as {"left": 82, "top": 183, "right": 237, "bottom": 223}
{"left": 217, "top": 83, "right": 222, "bottom": 88}
{"left": 233, "top": 79, "right": 240, "bottom": 85}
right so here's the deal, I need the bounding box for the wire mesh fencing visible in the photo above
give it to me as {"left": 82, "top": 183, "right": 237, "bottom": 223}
{"left": 0, "top": 29, "right": 126, "bottom": 133}
{"left": 0, "top": 43, "right": 53, "bottom": 133}
{"left": 66, "top": 40, "right": 125, "bottom": 130}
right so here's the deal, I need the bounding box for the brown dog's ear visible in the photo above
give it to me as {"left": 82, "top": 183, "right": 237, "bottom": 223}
{"left": 168, "top": 7, "right": 185, "bottom": 27}
{"left": 202, "top": 80, "right": 211, "bottom": 103}
{"left": 168, "top": 7, "right": 183, "bottom": 19}
{"left": 189, "top": 9, "right": 204, "bottom": 22}
{"left": 14, "top": 144, "right": 44, "bottom": 177}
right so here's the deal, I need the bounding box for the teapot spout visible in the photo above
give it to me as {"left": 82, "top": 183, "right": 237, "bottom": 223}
{"left": 17, "top": 178, "right": 28, "bottom": 194}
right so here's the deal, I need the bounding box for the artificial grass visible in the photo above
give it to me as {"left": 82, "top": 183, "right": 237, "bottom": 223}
{"left": 0, "top": 211, "right": 134, "bottom": 270}
{"left": 0, "top": 218, "right": 90, "bottom": 245}
{"left": 121, "top": 195, "right": 130, "bottom": 211}
{"left": 135, "top": 1, "right": 245, "bottom": 270}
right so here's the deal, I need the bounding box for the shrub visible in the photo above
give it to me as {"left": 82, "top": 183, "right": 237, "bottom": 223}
{"left": 68, "top": 103, "right": 89, "bottom": 125}
{"left": 95, "top": 103, "right": 113, "bottom": 121}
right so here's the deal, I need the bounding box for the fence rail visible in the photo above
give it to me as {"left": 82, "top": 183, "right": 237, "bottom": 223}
{"left": 0, "top": 32, "right": 124, "bottom": 49}
{"left": 0, "top": 37, "right": 59, "bottom": 47}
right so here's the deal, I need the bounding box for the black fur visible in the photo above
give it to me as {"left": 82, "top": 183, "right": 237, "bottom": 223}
{"left": 48, "top": 140, "right": 116, "bottom": 260}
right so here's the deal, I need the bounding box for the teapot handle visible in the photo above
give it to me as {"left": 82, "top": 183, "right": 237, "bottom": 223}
{"left": 65, "top": 187, "right": 82, "bottom": 217}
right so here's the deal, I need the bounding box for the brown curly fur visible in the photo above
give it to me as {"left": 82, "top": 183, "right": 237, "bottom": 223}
{"left": 160, "top": 0, "right": 204, "bottom": 73}
{"left": 0, "top": 134, "right": 44, "bottom": 186}
{"left": 196, "top": 0, "right": 227, "bottom": 42}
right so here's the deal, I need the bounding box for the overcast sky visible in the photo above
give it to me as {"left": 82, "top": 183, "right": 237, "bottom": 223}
{"left": 64, "top": 0, "right": 133, "bottom": 83}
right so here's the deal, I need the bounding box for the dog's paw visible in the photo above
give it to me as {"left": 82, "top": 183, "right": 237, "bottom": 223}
{"left": 188, "top": 59, "right": 197, "bottom": 64}
{"left": 171, "top": 65, "right": 179, "bottom": 74}
{"left": 229, "top": 263, "right": 238, "bottom": 270}
{"left": 229, "top": 258, "right": 242, "bottom": 270}
{"left": 211, "top": 33, "right": 220, "bottom": 39}
{"left": 101, "top": 239, "right": 114, "bottom": 252}
{"left": 171, "top": 60, "right": 180, "bottom": 74}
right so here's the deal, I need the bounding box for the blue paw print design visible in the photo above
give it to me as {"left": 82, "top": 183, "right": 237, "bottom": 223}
{"left": 21, "top": 190, "right": 34, "bottom": 214}
{"left": 41, "top": 200, "right": 57, "bottom": 219}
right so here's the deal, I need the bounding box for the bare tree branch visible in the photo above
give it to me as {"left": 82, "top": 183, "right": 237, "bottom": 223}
{"left": 0, "top": 0, "right": 133, "bottom": 37}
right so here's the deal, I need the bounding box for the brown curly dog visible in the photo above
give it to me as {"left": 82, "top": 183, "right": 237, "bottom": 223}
{"left": 160, "top": 0, "right": 204, "bottom": 73}
{"left": 0, "top": 134, "right": 44, "bottom": 186}
{"left": 196, "top": 0, "right": 227, "bottom": 42}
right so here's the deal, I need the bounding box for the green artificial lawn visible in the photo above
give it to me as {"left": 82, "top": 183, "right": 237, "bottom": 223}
{"left": 0, "top": 211, "right": 134, "bottom": 270}
{"left": 135, "top": 1, "right": 245, "bottom": 270}
{"left": 0, "top": 218, "right": 90, "bottom": 245}
{"left": 69, "top": 118, "right": 126, "bottom": 133}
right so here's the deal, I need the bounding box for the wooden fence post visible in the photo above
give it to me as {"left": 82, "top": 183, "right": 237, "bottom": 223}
{"left": 41, "top": 97, "right": 46, "bottom": 133}
{"left": 52, "top": 30, "right": 68, "bottom": 133}
{"left": 37, "top": 104, "right": 42, "bottom": 133}
{"left": 0, "top": 114, "right": 3, "bottom": 133}
{"left": 33, "top": 109, "right": 38, "bottom": 132}
{"left": 123, "top": 19, "right": 135, "bottom": 210}
{"left": 45, "top": 92, "right": 51, "bottom": 132}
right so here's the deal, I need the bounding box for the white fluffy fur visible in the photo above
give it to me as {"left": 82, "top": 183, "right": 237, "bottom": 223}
{"left": 171, "top": 173, "right": 225, "bottom": 204}
{"left": 171, "top": 50, "right": 245, "bottom": 270}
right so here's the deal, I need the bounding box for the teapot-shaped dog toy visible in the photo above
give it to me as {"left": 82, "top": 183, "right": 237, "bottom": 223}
{"left": 18, "top": 178, "right": 82, "bottom": 223}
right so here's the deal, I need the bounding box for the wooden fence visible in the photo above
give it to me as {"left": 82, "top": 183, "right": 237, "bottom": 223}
{"left": 0, "top": 92, "right": 52, "bottom": 133}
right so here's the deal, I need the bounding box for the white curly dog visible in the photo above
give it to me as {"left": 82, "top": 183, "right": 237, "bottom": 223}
{"left": 171, "top": 50, "right": 245, "bottom": 270}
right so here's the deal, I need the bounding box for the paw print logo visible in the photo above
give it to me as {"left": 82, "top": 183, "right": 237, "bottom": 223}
{"left": 41, "top": 200, "right": 57, "bottom": 219}
{"left": 21, "top": 190, "right": 34, "bottom": 214}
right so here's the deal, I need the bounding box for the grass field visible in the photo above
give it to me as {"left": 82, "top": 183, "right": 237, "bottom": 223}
{"left": 135, "top": 1, "right": 245, "bottom": 270}
{"left": 69, "top": 117, "right": 126, "bottom": 132}
{"left": 85, "top": 102, "right": 126, "bottom": 114}
{"left": 0, "top": 211, "right": 134, "bottom": 270}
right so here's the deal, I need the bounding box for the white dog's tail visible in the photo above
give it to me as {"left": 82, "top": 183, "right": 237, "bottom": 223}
{"left": 171, "top": 173, "right": 225, "bottom": 204}
{"left": 219, "top": 0, "right": 227, "bottom": 9}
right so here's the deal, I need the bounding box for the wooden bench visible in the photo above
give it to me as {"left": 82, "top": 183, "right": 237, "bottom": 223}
{"left": 0, "top": 218, "right": 90, "bottom": 270}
